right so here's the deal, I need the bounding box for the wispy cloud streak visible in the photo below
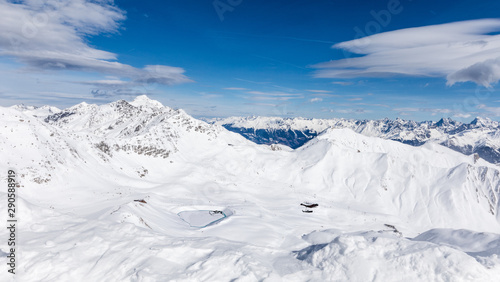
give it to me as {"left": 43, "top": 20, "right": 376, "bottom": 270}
{"left": 314, "top": 19, "right": 500, "bottom": 87}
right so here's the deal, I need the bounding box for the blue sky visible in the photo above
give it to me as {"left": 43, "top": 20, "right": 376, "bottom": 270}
{"left": 1, "top": 0, "right": 500, "bottom": 121}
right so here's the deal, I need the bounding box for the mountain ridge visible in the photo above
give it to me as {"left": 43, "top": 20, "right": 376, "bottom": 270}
{"left": 207, "top": 115, "right": 500, "bottom": 164}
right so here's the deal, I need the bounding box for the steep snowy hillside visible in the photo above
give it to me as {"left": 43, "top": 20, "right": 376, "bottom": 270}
{"left": 2, "top": 96, "right": 500, "bottom": 281}
{"left": 209, "top": 116, "right": 500, "bottom": 164}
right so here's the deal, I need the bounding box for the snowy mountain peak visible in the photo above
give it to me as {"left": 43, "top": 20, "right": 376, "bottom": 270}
{"left": 11, "top": 104, "right": 61, "bottom": 117}
{"left": 68, "top": 101, "right": 95, "bottom": 112}
{"left": 46, "top": 97, "right": 167, "bottom": 126}
{"left": 471, "top": 116, "right": 497, "bottom": 128}
{"left": 10, "top": 104, "right": 34, "bottom": 111}
{"left": 436, "top": 117, "right": 452, "bottom": 126}
{"left": 130, "top": 95, "right": 164, "bottom": 109}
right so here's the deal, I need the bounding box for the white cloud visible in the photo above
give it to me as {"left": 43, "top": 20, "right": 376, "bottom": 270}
{"left": 356, "top": 103, "right": 389, "bottom": 108}
{"left": 310, "top": 97, "right": 323, "bottom": 102}
{"left": 425, "top": 108, "right": 451, "bottom": 114}
{"left": 347, "top": 97, "right": 362, "bottom": 101}
{"left": 224, "top": 87, "right": 248, "bottom": 90}
{"left": 0, "top": 0, "right": 191, "bottom": 86}
{"left": 314, "top": 19, "right": 500, "bottom": 87}
{"left": 306, "top": 90, "right": 331, "bottom": 93}
{"left": 244, "top": 102, "right": 278, "bottom": 107}
{"left": 453, "top": 113, "right": 471, "bottom": 119}
{"left": 393, "top": 107, "right": 452, "bottom": 114}
{"left": 80, "top": 79, "right": 130, "bottom": 87}
{"left": 336, "top": 108, "right": 368, "bottom": 114}
{"left": 311, "top": 93, "right": 340, "bottom": 97}
{"left": 247, "top": 91, "right": 302, "bottom": 97}
{"left": 393, "top": 107, "right": 419, "bottom": 112}
{"left": 447, "top": 58, "right": 500, "bottom": 87}
{"left": 332, "top": 81, "right": 353, "bottom": 86}
{"left": 245, "top": 91, "right": 303, "bottom": 101}
{"left": 477, "top": 104, "right": 500, "bottom": 116}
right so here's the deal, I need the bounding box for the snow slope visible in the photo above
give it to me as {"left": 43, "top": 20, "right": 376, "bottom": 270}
{"left": 1, "top": 96, "right": 500, "bottom": 281}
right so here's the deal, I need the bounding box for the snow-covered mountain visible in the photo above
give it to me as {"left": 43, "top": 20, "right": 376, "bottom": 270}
{"left": 10, "top": 104, "right": 61, "bottom": 118}
{"left": 2, "top": 96, "right": 500, "bottom": 280}
{"left": 208, "top": 116, "right": 500, "bottom": 164}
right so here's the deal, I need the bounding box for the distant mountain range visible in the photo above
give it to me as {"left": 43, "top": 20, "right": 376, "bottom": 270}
{"left": 207, "top": 116, "right": 500, "bottom": 164}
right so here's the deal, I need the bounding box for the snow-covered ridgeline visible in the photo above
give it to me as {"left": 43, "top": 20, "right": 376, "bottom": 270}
{"left": 207, "top": 115, "right": 500, "bottom": 164}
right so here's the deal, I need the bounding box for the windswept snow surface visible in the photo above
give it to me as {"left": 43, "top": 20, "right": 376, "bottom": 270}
{"left": 2, "top": 95, "right": 500, "bottom": 281}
